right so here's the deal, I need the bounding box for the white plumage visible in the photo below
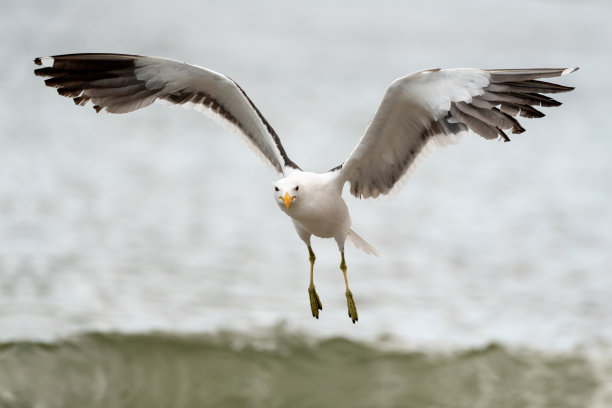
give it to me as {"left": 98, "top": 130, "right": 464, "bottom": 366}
{"left": 34, "top": 54, "right": 578, "bottom": 322}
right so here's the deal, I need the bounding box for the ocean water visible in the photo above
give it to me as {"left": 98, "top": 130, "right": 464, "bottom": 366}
{"left": 0, "top": 330, "right": 603, "bottom": 408}
{"left": 1, "top": 0, "right": 612, "bottom": 406}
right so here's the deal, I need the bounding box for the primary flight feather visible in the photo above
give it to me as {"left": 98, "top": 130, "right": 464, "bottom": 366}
{"left": 34, "top": 53, "right": 578, "bottom": 322}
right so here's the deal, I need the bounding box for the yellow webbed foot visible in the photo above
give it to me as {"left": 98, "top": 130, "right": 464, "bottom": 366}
{"left": 346, "top": 290, "right": 358, "bottom": 323}
{"left": 308, "top": 285, "right": 323, "bottom": 318}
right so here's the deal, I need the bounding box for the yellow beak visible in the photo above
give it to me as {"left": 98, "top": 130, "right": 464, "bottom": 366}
{"left": 281, "top": 192, "right": 296, "bottom": 209}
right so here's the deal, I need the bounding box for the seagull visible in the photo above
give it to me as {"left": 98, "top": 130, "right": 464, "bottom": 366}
{"left": 34, "top": 53, "right": 578, "bottom": 323}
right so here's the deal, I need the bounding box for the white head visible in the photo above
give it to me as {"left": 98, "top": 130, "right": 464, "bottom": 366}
{"left": 273, "top": 177, "right": 301, "bottom": 212}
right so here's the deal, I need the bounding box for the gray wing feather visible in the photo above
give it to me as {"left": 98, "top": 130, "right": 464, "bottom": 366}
{"left": 337, "top": 67, "right": 578, "bottom": 199}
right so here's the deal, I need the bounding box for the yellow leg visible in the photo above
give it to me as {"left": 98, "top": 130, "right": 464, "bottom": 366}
{"left": 307, "top": 246, "right": 323, "bottom": 318}
{"left": 341, "top": 252, "right": 358, "bottom": 323}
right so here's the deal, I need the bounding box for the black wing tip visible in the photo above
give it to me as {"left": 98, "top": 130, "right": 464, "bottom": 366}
{"left": 33, "top": 56, "right": 54, "bottom": 70}
{"left": 93, "top": 105, "right": 103, "bottom": 113}
{"left": 34, "top": 67, "right": 55, "bottom": 78}
{"left": 73, "top": 96, "right": 88, "bottom": 106}
{"left": 497, "top": 128, "right": 511, "bottom": 142}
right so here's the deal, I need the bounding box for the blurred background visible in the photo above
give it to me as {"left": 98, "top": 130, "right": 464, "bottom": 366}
{"left": 1, "top": 0, "right": 611, "bottom": 406}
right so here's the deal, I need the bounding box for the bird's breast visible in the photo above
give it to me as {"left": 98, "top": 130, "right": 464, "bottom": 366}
{"left": 288, "top": 195, "right": 350, "bottom": 239}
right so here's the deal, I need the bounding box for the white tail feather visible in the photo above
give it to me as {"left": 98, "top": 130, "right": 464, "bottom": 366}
{"left": 347, "top": 229, "right": 380, "bottom": 256}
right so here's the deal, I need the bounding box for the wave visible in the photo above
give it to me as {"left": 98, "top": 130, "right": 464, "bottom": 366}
{"left": 0, "top": 329, "right": 606, "bottom": 408}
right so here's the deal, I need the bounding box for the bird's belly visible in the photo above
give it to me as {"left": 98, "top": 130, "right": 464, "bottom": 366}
{"left": 291, "top": 200, "right": 350, "bottom": 239}
{"left": 297, "top": 218, "right": 339, "bottom": 238}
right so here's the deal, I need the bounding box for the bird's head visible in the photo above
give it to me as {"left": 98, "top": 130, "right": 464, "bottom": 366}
{"left": 273, "top": 179, "right": 301, "bottom": 212}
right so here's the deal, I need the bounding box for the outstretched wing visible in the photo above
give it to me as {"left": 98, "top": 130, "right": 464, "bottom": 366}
{"left": 336, "top": 67, "right": 578, "bottom": 198}
{"left": 34, "top": 53, "right": 299, "bottom": 174}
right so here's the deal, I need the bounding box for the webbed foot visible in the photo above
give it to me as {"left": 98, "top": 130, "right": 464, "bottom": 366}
{"left": 308, "top": 285, "right": 323, "bottom": 318}
{"left": 346, "top": 290, "right": 358, "bottom": 323}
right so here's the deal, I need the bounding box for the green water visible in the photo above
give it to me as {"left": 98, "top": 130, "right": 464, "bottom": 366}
{"left": 0, "top": 331, "right": 600, "bottom": 408}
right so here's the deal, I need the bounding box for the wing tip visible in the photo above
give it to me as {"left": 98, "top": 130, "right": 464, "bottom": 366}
{"left": 33, "top": 56, "right": 53, "bottom": 67}
{"left": 497, "top": 127, "right": 511, "bottom": 142}
{"left": 562, "top": 67, "right": 579, "bottom": 76}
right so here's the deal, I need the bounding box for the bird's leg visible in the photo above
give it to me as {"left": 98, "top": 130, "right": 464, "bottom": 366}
{"left": 307, "top": 245, "right": 323, "bottom": 318}
{"left": 340, "top": 252, "right": 358, "bottom": 323}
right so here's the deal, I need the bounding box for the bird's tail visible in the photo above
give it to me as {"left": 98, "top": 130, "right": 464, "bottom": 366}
{"left": 347, "top": 229, "right": 380, "bottom": 257}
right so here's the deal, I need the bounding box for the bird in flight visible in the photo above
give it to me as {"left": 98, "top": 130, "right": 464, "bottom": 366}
{"left": 34, "top": 54, "right": 577, "bottom": 323}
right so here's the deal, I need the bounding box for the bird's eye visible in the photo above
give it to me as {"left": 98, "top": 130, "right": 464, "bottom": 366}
{"left": 295, "top": 186, "right": 299, "bottom": 191}
{"left": 274, "top": 186, "right": 279, "bottom": 191}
